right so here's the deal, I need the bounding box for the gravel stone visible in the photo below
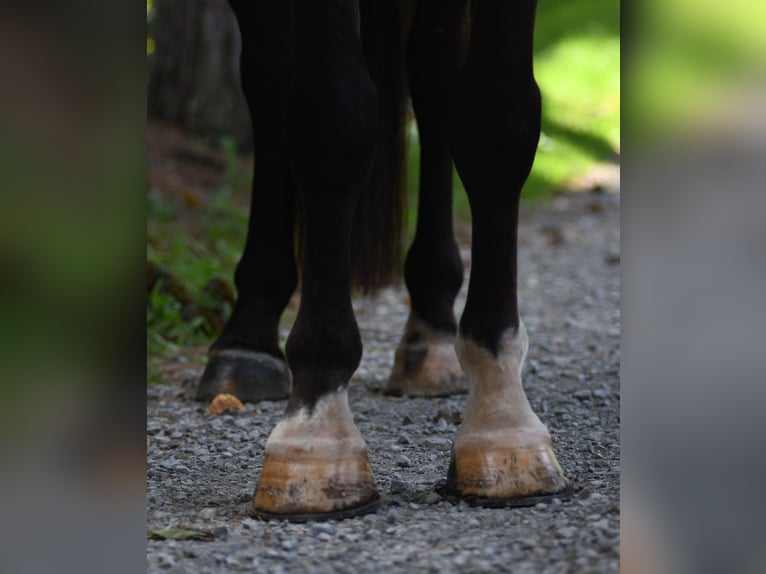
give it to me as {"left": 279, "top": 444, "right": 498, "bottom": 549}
{"left": 213, "top": 526, "right": 229, "bottom": 540}
{"left": 156, "top": 552, "right": 175, "bottom": 569}
{"left": 425, "top": 492, "right": 442, "bottom": 505}
{"left": 311, "top": 523, "right": 334, "bottom": 535}
{"left": 147, "top": 192, "right": 620, "bottom": 573}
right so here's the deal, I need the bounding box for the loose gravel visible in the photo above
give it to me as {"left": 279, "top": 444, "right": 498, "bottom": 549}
{"left": 148, "top": 190, "right": 620, "bottom": 573}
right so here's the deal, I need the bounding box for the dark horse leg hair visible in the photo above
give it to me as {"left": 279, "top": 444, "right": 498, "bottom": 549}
{"left": 384, "top": 0, "right": 470, "bottom": 397}
{"left": 403, "top": 0, "right": 467, "bottom": 335}
{"left": 282, "top": 0, "right": 377, "bottom": 413}
{"left": 195, "top": 0, "right": 296, "bottom": 403}
{"left": 451, "top": 0, "right": 541, "bottom": 353}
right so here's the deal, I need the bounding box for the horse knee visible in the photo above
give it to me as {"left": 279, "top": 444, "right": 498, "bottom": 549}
{"left": 450, "top": 75, "right": 541, "bottom": 197}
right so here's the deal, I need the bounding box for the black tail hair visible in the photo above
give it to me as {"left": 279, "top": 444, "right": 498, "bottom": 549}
{"left": 352, "top": 0, "right": 408, "bottom": 293}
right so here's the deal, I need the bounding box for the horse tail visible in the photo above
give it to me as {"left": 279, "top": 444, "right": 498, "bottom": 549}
{"left": 351, "top": 0, "right": 408, "bottom": 293}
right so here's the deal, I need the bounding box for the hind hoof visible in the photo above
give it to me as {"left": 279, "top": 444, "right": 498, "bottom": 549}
{"left": 384, "top": 341, "right": 467, "bottom": 397}
{"left": 195, "top": 349, "right": 291, "bottom": 403}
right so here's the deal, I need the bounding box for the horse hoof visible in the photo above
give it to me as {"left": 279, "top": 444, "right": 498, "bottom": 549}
{"left": 384, "top": 341, "right": 467, "bottom": 397}
{"left": 252, "top": 390, "right": 380, "bottom": 519}
{"left": 445, "top": 438, "right": 569, "bottom": 501}
{"left": 195, "top": 349, "right": 291, "bottom": 402}
{"left": 253, "top": 452, "right": 380, "bottom": 520}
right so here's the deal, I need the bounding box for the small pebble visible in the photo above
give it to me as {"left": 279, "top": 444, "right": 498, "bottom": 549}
{"left": 242, "top": 518, "right": 259, "bottom": 530}
{"left": 156, "top": 553, "right": 175, "bottom": 569}
{"left": 425, "top": 492, "right": 441, "bottom": 505}
{"left": 213, "top": 526, "right": 229, "bottom": 540}
{"left": 556, "top": 526, "right": 578, "bottom": 538}
{"left": 389, "top": 479, "right": 408, "bottom": 494}
{"left": 312, "top": 522, "right": 334, "bottom": 535}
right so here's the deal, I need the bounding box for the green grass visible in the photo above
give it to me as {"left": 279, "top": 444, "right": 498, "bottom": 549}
{"left": 147, "top": 182, "right": 247, "bottom": 356}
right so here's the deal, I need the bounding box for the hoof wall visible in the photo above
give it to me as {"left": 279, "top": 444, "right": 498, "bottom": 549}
{"left": 253, "top": 451, "right": 379, "bottom": 519}
{"left": 195, "top": 350, "right": 291, "bottom": 402}
{"left": 445, "top": 444, "right": 570, "bottom": 501}
{"left": 384, "top": 342, "right": 467, "bottom": 397}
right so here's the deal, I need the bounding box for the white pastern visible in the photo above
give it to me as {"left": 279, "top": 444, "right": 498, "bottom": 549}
{"left": 455, "top": 321, "right": 551, "bottom": 447}
{"left": 265, "top": 390, "right": 368, "bottom": 457}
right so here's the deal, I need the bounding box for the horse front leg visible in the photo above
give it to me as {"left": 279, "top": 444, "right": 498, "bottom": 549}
{"left": 446, "top": 0, "right": 569, "bottom": 500}
{"left": 252, "top": 0, "right": 380, "bottom": 519}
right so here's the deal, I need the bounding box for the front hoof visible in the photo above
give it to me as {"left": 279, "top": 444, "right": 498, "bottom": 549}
{"left": 195, "top": 349, "right": 291, "bottom": 403}
{"left": 445, "top": 440, "right": 569, "bottom": 501}
{"left": 252, "top": 390, "right": 379, "bottom": 521}
{"left": 384, "top": 342, "right": 467, "bottom": 397}
{"left": 253, "top": 452, "right": 380, "bottom": 521}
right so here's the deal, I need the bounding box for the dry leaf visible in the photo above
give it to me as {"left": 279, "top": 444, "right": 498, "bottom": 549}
{"left": 207, "top": 393, "right": 245, "bottom": 415}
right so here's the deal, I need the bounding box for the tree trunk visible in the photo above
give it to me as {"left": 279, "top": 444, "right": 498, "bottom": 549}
{"left": 148, "top": 0, "right": 252, "bottom": 150}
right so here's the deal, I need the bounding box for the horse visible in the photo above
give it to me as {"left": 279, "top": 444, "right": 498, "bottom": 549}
{"left": 194, "top": 0, "right": 569, "bottom": 520}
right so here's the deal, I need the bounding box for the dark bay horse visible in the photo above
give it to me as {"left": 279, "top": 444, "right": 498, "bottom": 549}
{"left": 195, "top": 0, "right": 569, "bottom": 519}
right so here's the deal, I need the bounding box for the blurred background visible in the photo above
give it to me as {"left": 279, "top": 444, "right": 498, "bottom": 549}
{"left": 623, "top": 1, "right": 766, "bottom": 573}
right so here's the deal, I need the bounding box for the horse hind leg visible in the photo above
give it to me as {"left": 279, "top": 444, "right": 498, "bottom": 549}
{"left": 385, "top": 0, "right": 470, "bottom": 398}
{"left": 195, "top": 0, "right": 294, "bottom": 403}
{"left": 445, "top": 0, "right": 569, "bottom": 500}
{"left": 252, "top": 0, "right": 380, "bottom": 519}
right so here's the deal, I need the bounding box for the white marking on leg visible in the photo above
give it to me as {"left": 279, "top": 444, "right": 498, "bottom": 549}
{"left": 455, "top": 321, "right": 551, "bottom": 448}
{"left": 265, "top": 390, "right": 367, "bottom": 457}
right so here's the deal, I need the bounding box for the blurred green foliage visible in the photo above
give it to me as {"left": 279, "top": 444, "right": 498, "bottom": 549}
{"left": 630, "top": 0, "right": 766, "bottom": 141}
{"left": 405, "top": 0, "right": 620, "bottom": 222}
{"left": 147, "top": 181, "right": 246, "bottom": 356}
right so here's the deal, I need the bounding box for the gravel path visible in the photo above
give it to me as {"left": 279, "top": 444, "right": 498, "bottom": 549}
{"left": 147, "top": 190, "right": 620, "bottom": 573}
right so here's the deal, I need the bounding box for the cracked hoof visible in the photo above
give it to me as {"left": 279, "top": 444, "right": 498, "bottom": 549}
{"left": 195, "top": 349, "right": 291, "bottom": 403}
{"left": 385, "top": 341, "right": 467, "bottom": 397}
{"left": 252, "top": 390, "right": 379, "bottom": 519}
